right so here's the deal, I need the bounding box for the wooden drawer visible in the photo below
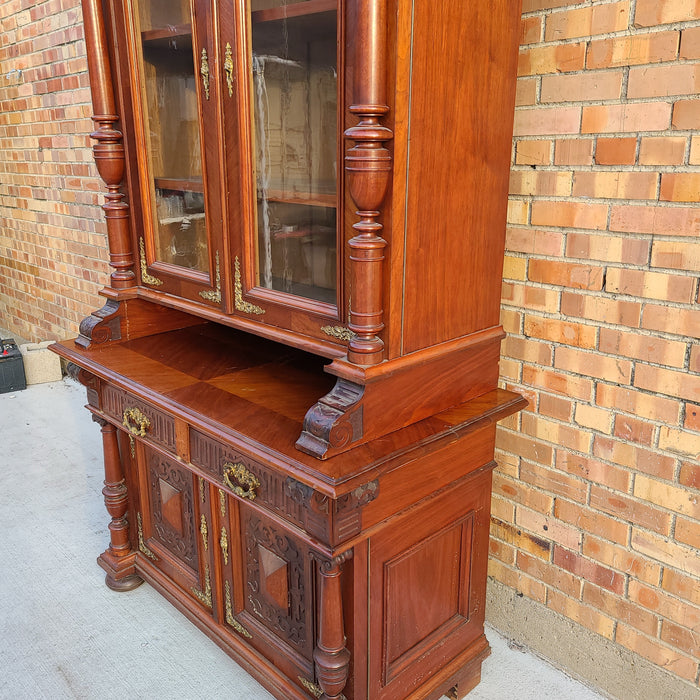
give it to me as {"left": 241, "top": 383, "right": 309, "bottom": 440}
{"left": 101, "top": 384, "right": 177, "bottom": 454}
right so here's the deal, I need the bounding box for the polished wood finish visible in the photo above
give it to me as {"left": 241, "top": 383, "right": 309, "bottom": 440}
{"left": 56, "top": 1, "right": 522, "bottom": 697}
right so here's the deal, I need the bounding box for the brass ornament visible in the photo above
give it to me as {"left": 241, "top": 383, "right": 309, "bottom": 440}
{"left": 191, "top": 563, "right": 212, "bottom": 608}
{"left": 200, "top": 513, "right": 209, "bottom": 551}
{"left": 139, "top": 238, "right": 163, "bottom": 286}
{"left": 122, "top": 406, "right": 151, "bottom": 437}
{"left": 234, "top": 257, "right": 264, "bottom": 315}
{"left": 200, "top": 48, "right": 210, "bottom": 100}
{"left": 218, "top": 489, "right": 226, "bottom": 518}
{"left": 321, "top": 325, "right": 356, "bottom": 342}
{"left": 298, "top": 677, "right": 323, "bottom": 698}
{"left": 224, "top": 43, "right": 234, "bottom": 97}
{"left": 137, "top": 513, "right": 157, "bottom": 561}
{"left": 220, "top": 527, "right": 229, "bottom": 565}
{"left": 223, "top": 461, "right": 260, "bottom": 500}
{"left": 225, "top": 581, "right": 252, "bottom": 638}
{"left": 199, "top": 251, "right": 222, "bottom": 303}
{"left": 199, "top": 476, "right": 206, "bottom": 503}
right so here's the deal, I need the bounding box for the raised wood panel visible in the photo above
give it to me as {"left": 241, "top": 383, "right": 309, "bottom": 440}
{"left": 401, "top": 0, "right": 521, "bottom": 351}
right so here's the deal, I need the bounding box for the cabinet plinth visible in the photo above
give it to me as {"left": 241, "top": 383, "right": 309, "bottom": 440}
{"left": 56, "top": 0, "right": 523, "bottom": 696}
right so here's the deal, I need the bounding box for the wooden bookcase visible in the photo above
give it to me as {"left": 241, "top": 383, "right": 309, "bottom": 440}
{"left": 52, "top": 1, "right": 524, "bottom": 698}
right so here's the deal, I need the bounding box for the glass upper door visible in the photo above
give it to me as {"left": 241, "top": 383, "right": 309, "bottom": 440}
{"left": 131, "top": 0, "right": 221, "bottom": 296}
{"left": 247, "top": 0, "right": 338, "bottom": 307}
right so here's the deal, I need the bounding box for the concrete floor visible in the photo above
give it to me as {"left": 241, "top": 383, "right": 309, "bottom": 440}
{"left": 0, "top": 378, "right": 608, "bottom": 700}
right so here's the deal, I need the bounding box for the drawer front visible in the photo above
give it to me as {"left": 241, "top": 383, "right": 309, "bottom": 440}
{"left": 190, "top": 429, "right": 315, "bottom": 531}
{"left": 102, "top": 384, "right": 176, "bottom": 454}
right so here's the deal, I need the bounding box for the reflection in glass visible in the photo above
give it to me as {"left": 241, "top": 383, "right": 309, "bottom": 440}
{"left": 136, "top": 0, "right": 209, "bottom": 272}
{"left": 250, "top": 0, "right": 338, "bottom": 305}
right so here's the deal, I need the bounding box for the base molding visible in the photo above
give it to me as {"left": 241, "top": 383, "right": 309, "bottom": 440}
{"left": 486, "top": 578, "right": 698, "bottom": 700}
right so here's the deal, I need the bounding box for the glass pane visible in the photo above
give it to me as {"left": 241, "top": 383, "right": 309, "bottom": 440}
{"left": 249, "top": 0, "right": 338, "bottom": 305}
{"left": 136, "top": 0, "right": 209, "bottom": 273}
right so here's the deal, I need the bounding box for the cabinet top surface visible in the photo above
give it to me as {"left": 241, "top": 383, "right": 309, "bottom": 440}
{"left": 55, "top": 325, "right": 524, "bottom": 491}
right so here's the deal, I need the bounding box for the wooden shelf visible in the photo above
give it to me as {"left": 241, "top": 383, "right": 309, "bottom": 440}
{"left": 155, "top": 177, "right": 203, "bottom": 193}
{"left": 142, "top": 24, "right": 193, "bottom": 49}
{"left": 261, "top": 189, "right": 336, "bottom": 208}
{"left": 252, "top": 0, "right": 336, "bottom": 24}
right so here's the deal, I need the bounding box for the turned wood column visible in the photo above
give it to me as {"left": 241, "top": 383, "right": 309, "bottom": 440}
{"left": 345, "top": 0, "right": 392, "bottom": 366}
{"left": 93, "top": 416, "right": 142, "bottom": 591}
{"left": 314, "top": 551, "right": 353, "bottom": 700}
{"left": 82, "top": 0, "right": 136, "bottom": 291}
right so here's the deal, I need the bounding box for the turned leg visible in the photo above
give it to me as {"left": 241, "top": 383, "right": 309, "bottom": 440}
{"left": 93, "top": 416, "right": 142, "bottom": 591}
{"left": 314, "top": 551, "right": 352, "bottom": 700}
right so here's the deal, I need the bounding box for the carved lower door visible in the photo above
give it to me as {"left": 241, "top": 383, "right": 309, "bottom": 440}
{"left": 135, "top": 444, "right": 214, "bottom": 612}
{"left": 220, "top": 497, "right": 319, "bottom": 697}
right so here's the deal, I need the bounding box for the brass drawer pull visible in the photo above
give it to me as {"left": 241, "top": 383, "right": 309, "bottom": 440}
{"left": 122, "top": 406, "right": 151, "bottom": 437}
{"left": 223, "top": 461, "right": 260, "bottom": 500}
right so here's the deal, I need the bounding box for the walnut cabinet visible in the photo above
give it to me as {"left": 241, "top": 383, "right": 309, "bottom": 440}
{"left": 53, "top": 0, "right": 524, "bottom": 698}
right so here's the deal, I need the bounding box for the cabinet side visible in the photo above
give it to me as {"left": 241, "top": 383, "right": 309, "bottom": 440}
{"left": 399, "top": 0, "right": 521, "bottom": 353}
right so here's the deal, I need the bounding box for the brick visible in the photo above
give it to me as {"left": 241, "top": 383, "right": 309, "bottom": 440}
{"left": 502, "top": 255, "right": 528, "bottom": 281}
{"left": 509, "top": 170, "right": 572, "bottom": 197}
{"left": 658, "top": 426, "right": 700, "bottom": 460}
{"left": 605, "top": 267, "right": 696, "bottom": 304}
{"left": 493, "top": 471, "right": 554, "bottom": 517}
{"left": 630, "top": 579, "right": 700, "bottom": 631}
{"left": 651, "top": 240, "right": 700, "bottom": 272}
{"left": 660, "top": 620, "right": 700, "bottom": 657}
{"left": 572, "top": 171, "right": 658, "bottom": 200}
{"left": 548, "top": 589, "right": 616, "bottom": 640}
{"left": 516, "top": 506, "right": 583, "bottom": 551}
{"left": 555, "top": 499, "right": 628, "bottom": 545}
{"left": 554, "top": 138, "right": 595, "bottom": 166}
{"left": 583, "top": 584, "right": 659, "bottom": 637}
{"left": 680, "top": 26, "right": 700, "bottom": 59}
{"left": 628, "top": 64, "right": 700, "bottom": 99}
{"left": 595, "top": 137, "right": 637, "bottom": 165}
{"left": 561, "top": 291, "right": 642, "bottom": 327}
{"left": 490, "top": 514, "right": 552, "bottom": 561}
{"left": 575, "top": 403, "right": 613, "bottom": 434}
{"left": 555, "top": 346, "right": 632, "bottom": 384}
{"left": 685, "top": 402, "right": 700, "bottom": 431}
{"left": 554, "top": 546, "right": 625, "bottom": 594}
{"left": 491, "top": 494, "right": 516, "bottom": 524}
{"left": 675, "top": 516, "right": 699, "bottom": 549}
{"left": 517, "top": 550, "right": 583, "bottom": 599}
{"left": 635, "top": 364, "right": 700, "bottom": 405}
{"left": 503, "top": 335, "right": 552, "bottom": 364}
{"left": 599, "top": 327, "right": 687, "bottom": 367}
{"left": 593, "top": 435, "right": 676, "bottom": 480}
{"left": 524, "top": 315, "right": 597, "bottom": 349}
{"left": 506, "top": 228, "right": 563, "bottom": 256}
{"left": 634, "top": 475, "right": 700, "bottom": 519}
{"left": 557, "top": 451, "right": 632, "bottom": 493}
{"left": 662, "top": 568, "right": 700, "bottom": 606}
{"left": 496, "top": 428, "right": 554, "bottom": 467}
{"left": 590, "top": 484, "right": 673, "bottom": 535}
{"left": 638, "top": 136, "right": 687, "bottom": 166}
{"left": 521, "top": 412, "right": 591, "bottom": 455}
{"left": 690, "top": 135, "right": 700, "bottom": 165}
{"left": 582, "top": 102, "right": 672, "bottom": 134}
{"left": 507, "top": 199, "right": 530, "bottom": 225}
{"left": 488, "top": 558, "right": 548, "bottom": 604}
{"left": 502, "top": 281, "right": 560, "bottom": 314}
{"left": 610, "top": 204, "right": 700, "bottom": 237}
{"left": 514, "top": 106, "right": 582, "bottom": 136}
{"left": 587, "top": 31, "right": 680, "bottom": 69}
{"left": 540, "top": 70, "right": 623, "bottom": 103}
{"left": 631, "top": 529, "right": 700, "bottom": 578}
{"left": 635, "top": 0, "right": 700, "bottom": 27}
{"left": 518, "top": 42, "right": 587, "bottom": 77}
{"left": 583, "top": 534, "right": 661, "bottom": 586}
{"left": 516, "top": 77, "right": 538, "bottom": 107}
{"left": 672, "top": 100, "right": 700, "bottom": 130}
{"left": 566, "top": 232, "right": 650, "bottom": 265}
{"left": 531, "top": 199, "right": 608, "bottom": 230}
{"left": 616, "top": 624, "right": 697, "bottom": 682}
{"left": 529, "top": 259, "right": 604, "bottom": 290}
{"left": 520, "top": 458, "right": 589, "bottom": 503}
{"left": 521, "top": 366, "right": 594, "bottom": 403}
{"left": 522, "top": 0, "right": 577, "bottom": 12}
{"left": 539, "top": 393, "right": 574, "bottom": 421}
{"left": 520, "top": 15, "right": 543, "bottom": 45}
{"left": 660, "top": 173, "right": 700, "bottom": 203}
{"left": 515, "top": 140, "right": 552, "bottom": 166}
{"left": 488, "top": 536, "right": 516, "bottom": 566}
{"left": 545, "top": 3, "right": 630, "bottom": 42}
{"left": 642, "top": 304, "right": 700, "bottom": 337}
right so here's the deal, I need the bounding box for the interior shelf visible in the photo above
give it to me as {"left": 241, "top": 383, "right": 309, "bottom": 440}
{"left": 260, "top": 189, "right": 336, "bottom": 208}
{"left": 155, "top": 177, "right": 204, "bottom": 193}
{"left": 141, "top": 24, "right": 193, "bottom": 47}
{"left": 252, "top": 0, "right": 336, "bottom": 24}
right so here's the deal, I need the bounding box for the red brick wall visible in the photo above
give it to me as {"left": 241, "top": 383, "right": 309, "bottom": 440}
{"left": 0, "top": 0, "right": 107, "bottom": 342}
{"left": 495, "top": 0, "right": 699, "bottom": 692}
